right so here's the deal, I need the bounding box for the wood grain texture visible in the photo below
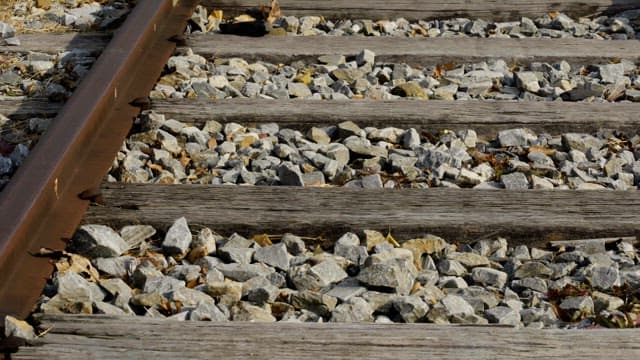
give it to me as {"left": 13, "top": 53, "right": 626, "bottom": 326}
{"left": 151, "top": 98, "right": 640, "bottom": 137}
{"left": 14, "top": 314, "right": 640, "bottom": 359}
{"left": 0, "top": 98, "right": 61, "bottom": 120}
{"left": 6, "top": 98, "right": 640, "bottom": 136}
{"left": 200, "top": 0, "right": 639, "bottom": 21}
{"left": 0, "top": 33, "right": 109, "bottom": 54}
{"left": 185, "top": 35, "right": 640, "bottom": 66}
{"left": 84, "top": 183, "right": 640, "bottom": 247}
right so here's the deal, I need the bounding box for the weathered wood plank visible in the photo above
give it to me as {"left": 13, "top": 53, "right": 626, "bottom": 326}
{"left": 6, "top": 97, "right": 640, "bottom": 137}
{"left": 0, "top": 33, "right": 109, "bottom": 55}
{"left": 200, "top": 0, "right": 639, "bottom": 21}
{"left": 0, "top": 98, "right": 61, "bottom": 119}
{"left": 185, "top": 35, "right": 640, "bottom": 66}
{"left": 84, "top": 183, "right": 640, "bottom": 247}
{"left": 14, "top": 314, "right": 640, "bottom": 359}
{"left": 5, "top": 33, "right": 639, "bottom": 66}
{"left": 151, "top": 98, "right": 640, "bottom": 137}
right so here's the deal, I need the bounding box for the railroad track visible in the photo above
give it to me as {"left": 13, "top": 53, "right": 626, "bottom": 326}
{"left": 2, "top": 0, "right": 640, "bottom": 358}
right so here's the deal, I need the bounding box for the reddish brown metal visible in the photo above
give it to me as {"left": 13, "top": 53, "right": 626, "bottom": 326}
{"left": 0, "top": 0, "right": 199, "bottom": 319}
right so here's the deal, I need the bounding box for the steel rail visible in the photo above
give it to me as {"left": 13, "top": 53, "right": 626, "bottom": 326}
{"left": 0, "top": 0, "right": 199, "bottom": 319}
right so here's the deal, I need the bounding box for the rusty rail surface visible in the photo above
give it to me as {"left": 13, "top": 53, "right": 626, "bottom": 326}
{"left": 0, "top": 0, "right": 199, "bottom": 319}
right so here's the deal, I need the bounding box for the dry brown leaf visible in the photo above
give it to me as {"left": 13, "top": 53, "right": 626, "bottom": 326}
{"left": 211, "top": 9, "right": 223, "bottom": 21}
{"left": 55, "top": 254, "right": 100, "bottom": 282}
{"left": 386, "top": 232, "right": 400, "bottom": 247}
{"left": 432, "top": 62, "right": 457, "bottom": 78}
{"left": 179, "top": 150, "right": 191, "bottom": 167}
{"left": 528, "top": 145, "right": 556, "bottom": 156}
{"left": 252, "top": 234, "right": 273, "bottom": 247}
{"left": 148, "top": 162, "right": 163, "bottom": 172}
{"left": 207, "top": 137, "right": 218, "bottom": 149}
{"left": 267, "top": 0, "right": 281, "bottom": 24}
{"left": 548, "top": 11, "right": 560, "bottom": 19}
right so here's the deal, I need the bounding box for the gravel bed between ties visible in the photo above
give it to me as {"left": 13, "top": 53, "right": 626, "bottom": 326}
{"left": 28, "top": 218, "right": 640, "bottom": 330}
{"left": 152, "top": 50, "right": 640, "bottom": 102}
{"left": 110, "top": 112, "right": 640, "bottom": 190}
{"left": 188, "top": 6, "right": 640, "bottom": 40}
{"left": 0, "top": 49, "right": 100, "bottom": 190}
{"left": 0, "top": 0, "right": 130, "bottom": 190}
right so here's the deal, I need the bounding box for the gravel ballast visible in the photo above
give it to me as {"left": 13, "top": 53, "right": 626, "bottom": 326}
{"left": 33, "top": 218, "right": 640, "bottom": 329}
{"left": 151, "top": 51, "right": 640, "bottom": 103}
{"left": 189, "top": 6, "right": 640, "bottom": 40}
{"left": 110, "top": 111, "right": 640, "bottom": 190}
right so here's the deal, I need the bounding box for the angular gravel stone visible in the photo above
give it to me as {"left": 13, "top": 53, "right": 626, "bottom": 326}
{"left": 55, "top": 271, "right": 97, "bottom": 302}
{"left": 472, "top": 267, "right": 507, "bottom": 288}
{"left": 393, "top": 296, "right": 429, "bottom": 323}
{"left": 4, "top": 315, "right": 36, "bottom": 340}
{"left": 560, "top": 296, "right": 594, "bottom": 317}
{"left": 500, "top": 172, "right": 529, "bottom": 190}
{"left": 330, "top": 297, "right": 374, "bottom": 322}
{"left": 254, "top": 243, "right": 291, "bottom": 271}
{"left": 441, "top": 294, "right": 475, "bottom": 317}
{"left": 484, "top": 306, "right": 521, "bottom": 326}
{"left": 498, "top": 128, "right": 537, "bottom": 147}
{"left": 190, "top": 301, "right": 228, "bottom": 321}
{"left": 358, "top": 249, "right": 417, "bottom": 294}
{"left": 70, "top": 225, "right": 128, "bottom": 258}
{"left": 278, "top": 162, "right": 305, "bottom": 186}
{"left": 291, "top": 290, "right": 338, "bottom": 317}
{"left": 216, "top": 263, "right": 274, "bottom": 282}
{"left": 162, "top": 217, "right": 192, "bottom": 256}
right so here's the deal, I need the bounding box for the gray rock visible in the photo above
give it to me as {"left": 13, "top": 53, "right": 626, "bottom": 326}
{"left": 143, "top": 276, "right": 185, "bottom": 295}
{"left": 330, "top": 297, "right": 374, "bottom": 322}
{"left": 357, "top": 249, "right": 417, "bottom": 295}
{"left": 344, "top": 136, "right": 388, "bottom": 158}
{"left": 119, "top": 225, "right": 156, "bottom": 250}
{"left": 278, "top": 162, "right": 305, "bottom": 186}
{"left": 189, "top": 301, "right": 228, "bottom": 321}
{"left": 598, "top": 63, "right": 625, "bottom": 84}
{"left": 471, "top": 267, "right": 507, "bottom": 288}
{"left": 516, "top": 71, "right": 540, "bottom": 93}
{"left": 4, "top": 316, "right": 36, "bottom": 340}
{"left": 291, "top": 290, "right": 337, "bottom": 317}
{"left": 438, "top": 259, "right": 467, "bottom": 276}
{"left": 311, "top": 260, "right": 348, "bottom": 286}
{"left": 231, "top": 302, "right": 276, "bottom": 322}
{"left": 162, "top": 217, "right": 192, "bottom": 256}
{"left": 361, "top": 173, "right": 383, "bottom": 188}
{"left": 326, "top": 285, "right": 367, "bottom": 302}
{"left": 288, "top": 82, "right": 312, "bottom": 98}
{"left": 70, "top": 225, "right": 128, "bottom": 258}
{"left": 55, "top": 271, "right": 97, "bottom": 302}
{"left": 92, "top": 256, "right": 137, "bottom": 278}
{"left": 559, "top": 296, "right": 594, "bottom": 316}
{"left": 588, "top": 266, "right": 619, "bottom": 290}
{"left": 254, "top": 243, "right": 291, "bottom": 271}
{"left": 215, "top": 263, "right": 274, "bottom": 282}
{"left": 93, "top": 301, "right": 129, "bottom": 315}
{"left": 484, "top": 306, "right": 521, "bottom": 326}
{"left": 498, "top": 128, "right": 537, "bottom": 147}
{"left": 393, "top": 296, "right": 429, "bottom": 323}
{"left": 247, "top": 283, "right": 280, "bottom": 305}
{"left": 356, "top": 49, "right": 375, "bottom": 66}
{"left": 438, "top": 276, "right": 468, "bottom": 289}
{"left": 500, "top": 172, "right": 529, "bottom": 189}
{"left": 282, "top": 233, "right": 306, "bottom": 255}
{"left": 562, "top": 133, "right": 605, "bottom": 152}
{"left": 511, "top": 277, "right": 548, "bottom": 293}
{"left": 514, "top": 261, "right": 553, "bottom": 278}
{"left": 441, "top": 294, "right": 475, "bottom": 317}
